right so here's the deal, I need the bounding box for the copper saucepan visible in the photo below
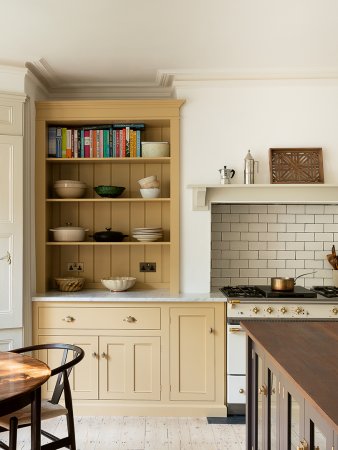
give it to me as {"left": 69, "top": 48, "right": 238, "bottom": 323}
{"left": 271, "top": 271, "right": 317, "bottom": 291}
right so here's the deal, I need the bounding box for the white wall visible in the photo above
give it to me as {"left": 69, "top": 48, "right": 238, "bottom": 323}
{"left": 175, "top": 79, "right": 338, "bottom": 292}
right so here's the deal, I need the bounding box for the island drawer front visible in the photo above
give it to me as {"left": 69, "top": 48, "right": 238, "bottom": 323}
{"left": 38, "top": 306, "right": 161, "bottom": 330}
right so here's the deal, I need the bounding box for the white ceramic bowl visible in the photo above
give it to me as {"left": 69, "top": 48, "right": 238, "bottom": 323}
{"left": 141, "top": 142, "right": 170, "bottom": 158}
{"left": 101, "top": 277, "right": 136, "bottom": 292}
{"left": 140, "top": 180, "right": 160, "bottom": 189}
{"left": 140, "top": 188, "right": 160, "bottom": 198}
{"left": 54, "top": 186, "right": 86, "bottom": 198}
{"left": 55, "top": 277, "right": 85, "bottom": 292}
{"left": 137, "top": 175, "right": 157, "bottom": 187}
{"left": 54, "top": 179, "right": 86, "bottom": 186}
{"left": 49, "top": 226, "right": 89, "bottom": 242}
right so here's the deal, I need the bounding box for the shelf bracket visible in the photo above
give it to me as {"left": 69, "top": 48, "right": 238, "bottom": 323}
{"left": 191, "top": 186, "right": 208, "bottom": 211}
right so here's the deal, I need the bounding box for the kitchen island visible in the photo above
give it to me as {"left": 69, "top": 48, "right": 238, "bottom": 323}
{"left": 242, "top": 321, "right": 338, "bottom": 450}
{"left": 32, "top": 292, "right": 226, "bottom": 417}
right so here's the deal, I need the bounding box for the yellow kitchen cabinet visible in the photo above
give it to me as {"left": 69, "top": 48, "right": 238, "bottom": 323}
{"left": 99, "top": 335, "right": 161, "bottom": 400}
{"left": 37, "top": 334, "right": 99, "bottom": 400}
{"left": 33, "top": 301, "right": 226, "bottom": 416}
{"left": 169, "top": 307, "right": 215, "bottom": 401}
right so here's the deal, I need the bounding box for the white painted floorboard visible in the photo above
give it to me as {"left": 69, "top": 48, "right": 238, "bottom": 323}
{"left": 0, "top": 416, "right": 246, "bottom": 450}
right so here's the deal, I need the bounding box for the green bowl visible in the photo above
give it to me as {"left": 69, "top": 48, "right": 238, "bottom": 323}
{"left": 94, "top": 185, "right": 125, "bottom": 198}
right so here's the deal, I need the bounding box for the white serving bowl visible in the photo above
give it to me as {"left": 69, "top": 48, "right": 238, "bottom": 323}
{"left": 49, "top": 225, "right": 89, "bottom": 242}
{"left": 54, "top": 180, "right": 86, "bottom": 198}
{"left": 140, "top": 180, "right": 160, "bottom": 189}
{"left": 55, "top": 277, "right": 85, "bottom": 292}
{"left": 101, "top": 277, "right": 136, "bottom": 292}
{"left": 140, "top": 188, "right": 160, "bottom": 198}
{"left": 141, "top": 142, "right": 170, "bottom": 158}
{"left": 137, "top": 175, "right": 157, "bottom": 187}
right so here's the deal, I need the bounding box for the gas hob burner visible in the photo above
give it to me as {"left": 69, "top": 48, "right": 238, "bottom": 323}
{"left": 219, "top": 286, "right": 265, "bottom": 298}
{"left": 312, "top": 286, "right": 338, "bottom": 298}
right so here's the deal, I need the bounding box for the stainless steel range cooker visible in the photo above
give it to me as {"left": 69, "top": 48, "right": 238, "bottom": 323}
{"left": 220, "top": 285, "right": 338, "bottom": 415}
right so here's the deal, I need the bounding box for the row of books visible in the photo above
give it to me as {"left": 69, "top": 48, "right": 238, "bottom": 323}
{"left": 48, "top": 124, "right": 145, "bottom": 158}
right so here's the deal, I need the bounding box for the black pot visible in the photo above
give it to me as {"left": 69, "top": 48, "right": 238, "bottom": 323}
{"left": 91, "top": 228, "right": 128, "bottom": 242}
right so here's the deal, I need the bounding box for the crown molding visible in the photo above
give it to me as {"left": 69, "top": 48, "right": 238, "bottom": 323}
{"left": 23, "top": 60, "right": 338, "bottom": 99}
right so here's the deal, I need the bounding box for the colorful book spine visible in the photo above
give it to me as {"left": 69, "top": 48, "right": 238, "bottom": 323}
{"left": 61, "top": 128, "right": 67, "bottom": 158}
{"left": 121, "top": 129, "right": 126, "bottom": 157}
{"left": 130, "top": 129, "right": 136, "bottom": 157}
{"left": 92, "top": 130, "right": 97, "bottom": 158}
{"left": 84, "top": 130, "right": 90, "bottom": 158}
{"left": 48, "top": 127, "right": 56, "bottom": 157}
{"left": 56, "top": 128, "right": 62, "bottom": 158}
{"left": 136, "top": 129, "right": 141, "bottom": 157}
{"left": 103, "top": 130, "right": 110, "bottom": 157}
{"left": 125, "top": 126, "right": 130, "bottom": 157}
{"left": 115, "top": 129, "right": 120, "bottom": 157}
{"left": 112, "top": 123, "right": 145, "bottom": 130}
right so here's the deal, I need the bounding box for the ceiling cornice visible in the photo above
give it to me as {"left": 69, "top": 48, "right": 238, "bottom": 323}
{"left": 24, "top": 60, "right": 338, "bottom": 99}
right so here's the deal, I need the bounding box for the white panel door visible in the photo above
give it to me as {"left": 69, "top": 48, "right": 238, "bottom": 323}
{"left": 0, "top": 135, "right": 23, "bottom": 328}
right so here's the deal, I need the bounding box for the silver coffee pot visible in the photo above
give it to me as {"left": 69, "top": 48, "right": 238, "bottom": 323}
{"left": 244, "top": 150, "right": 259, "bottom": 184}
{"left": 219, "top": 166, "right": 236, "bottom": 184}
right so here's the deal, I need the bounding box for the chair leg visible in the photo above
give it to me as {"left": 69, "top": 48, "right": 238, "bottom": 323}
{"left": 66, "top": 411, "right": 76, "bottom": 450}
{"left": 9, "top": 416, "right": 18, "bottom": 450}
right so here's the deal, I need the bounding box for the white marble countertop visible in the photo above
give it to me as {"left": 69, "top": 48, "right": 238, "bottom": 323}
{"left": 32, "top": 289, "right": 225, "bottom": 302}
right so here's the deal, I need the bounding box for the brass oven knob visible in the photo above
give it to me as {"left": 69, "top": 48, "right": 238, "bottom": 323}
{"left": 332, "top": 307, "right": 338, "bottom": 315}
{"left": 280, "top": 307, "right": 287, "bottom": 314}
{"left": 295, "top": 307, "right": 304, "bottom": 315}
{"left": 266, "top": 307, "right": 273, "bottom": 314}
{"left": 252, "top": 307, "right": 260, "bottom": 314}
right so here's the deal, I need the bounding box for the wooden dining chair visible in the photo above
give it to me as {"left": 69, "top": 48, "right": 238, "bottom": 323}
{"left": 0, "top": 343, "right": 84, "bottom": 450}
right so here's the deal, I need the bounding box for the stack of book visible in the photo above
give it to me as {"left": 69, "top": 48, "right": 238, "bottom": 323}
{"left": 48, "top": 123, "right": 145, "bottom": 158}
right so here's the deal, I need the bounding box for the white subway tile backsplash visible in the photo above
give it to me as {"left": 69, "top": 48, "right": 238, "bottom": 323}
{"left": 249, "top": 241, "right": 267, "bottom": 250}
{"left": 210, "top": 203, "right": 335, "bottom": 290}
{"left": 296, "top": 214, "right": 314, "bottom": 224}
{"left": 239, "top": 213, "right": 258, "bottom": 223}
{"left": 278, "top": 214, "right": 296, "bottom": 223}
{"left": 295, "top": 251, "right": 315, "bottom": 260}
{"left": 296, "top": 233, "right": 315, "bottom": 241}
{"left": 268, "top": 223, "right": 287, "bottom": 232}
{"left": 286, "top": 242, "right": 304, "bottom": 251}
{"left": 305, "top": 204, "right": 324, "bottom": 214}
{"left": 287, "top": 205, "right": 305, "bottom": 214}
{"left": 231, "top": 222, "right": 248, "bottom": 232}
{"left": 315, "top": 214, "right": 333, "bottom": 224}
{"left": 268, "top": 205, "right": 286, "bottom": 213}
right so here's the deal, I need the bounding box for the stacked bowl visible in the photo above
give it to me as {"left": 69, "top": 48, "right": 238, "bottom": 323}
{"left": 138, "top": 176, "right": 160, "bottom": 198}
{"left": 132, "top": 227, "right": 163, "bottom": 242}
{"left": 54, "top": 180, "right": 86, "bottom": 198}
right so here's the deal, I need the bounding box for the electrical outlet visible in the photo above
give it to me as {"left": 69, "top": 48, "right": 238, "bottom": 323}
{"left": 139, "top": 262, "right": 156, "bottom": 272}
{"left": 75, "top": 262, "right": 84, "bottom": 272}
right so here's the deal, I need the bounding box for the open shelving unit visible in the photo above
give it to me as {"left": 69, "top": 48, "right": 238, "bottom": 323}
{"left": 35, "top": 99, "right": 184, "bottom": 293}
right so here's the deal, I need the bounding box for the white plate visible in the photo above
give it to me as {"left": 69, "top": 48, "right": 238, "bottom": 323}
{"left": 133, "top": 227, "right": 163, "bottom": 232}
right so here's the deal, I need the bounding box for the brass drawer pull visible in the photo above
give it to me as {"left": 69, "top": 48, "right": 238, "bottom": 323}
{"left": 239, "top": 388, "right": 245, "bottom": 394}
{"left": 123, "top": 316, "right": 136, "bottom": 323}
{"left": 101, "top": 352, "right": 107, "bottom": 359}
{"left": 92, "top": 352, "right": 98, "bottom": 358}
{"left": 62, "top": 316, "right": 75, "bottom": 323}
{"left": 229, "top": 327, "right": 245, "bottom": 333}
{"left": 258, "top": 385, "right": 267, "bottom": 396}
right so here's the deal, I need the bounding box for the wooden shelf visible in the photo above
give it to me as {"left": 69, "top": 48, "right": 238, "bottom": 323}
{"left": 46, "top": 241, "right": 171, "bottom": 246}
{"left": 46, "top": 198, "right": 171, "bottom": 202}
{"left": 46, "top": 157, "right": 171, "bottom": 164}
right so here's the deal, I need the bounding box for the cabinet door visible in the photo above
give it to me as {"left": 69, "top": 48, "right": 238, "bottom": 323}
{"left": 38, "top": 335, "right": 99, "bottom": 400}
{"left": 280, "top": 377, "right": 305, "bottom": 450}
{"left": 0, "top": 135, "right": 23, "bottom": 329}
{"left": 266, "top": 360, "right": 280, "bottom": 450}
{"left": 305, "top": 401, "right": 334, "bottom": 450}
{"left": 169, "top": 307, "right": 215, "bottom": 401}
{"left": 99, "top": 336, "right": 161, "bottom": 400}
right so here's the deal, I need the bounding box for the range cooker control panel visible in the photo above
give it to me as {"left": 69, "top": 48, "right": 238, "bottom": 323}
{"left": 227, "top": 300, "right": 338, "bottom": 319}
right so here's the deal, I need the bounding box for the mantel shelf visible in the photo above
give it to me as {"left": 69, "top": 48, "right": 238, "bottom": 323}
{"left": 187, "top": 184, "right": 338, "bottom": 210}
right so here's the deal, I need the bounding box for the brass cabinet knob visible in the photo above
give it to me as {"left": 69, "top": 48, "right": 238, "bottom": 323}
{"left": 62, "top": 316, "right": 75, "bottom": 322}
{"left": 101, "top": 352, "right": 107, "bottom": 359}
{"left": 295, "top": 307, "right": 304, "bottom": 315}
{"left": 239, "top": 388, "right": 245, "bottom": 394}
{"left": 280, "top": 307, "right": 287, "bottom": 314}
{"left": 266, "top": 307, "right": 273, "bottom": 314}
{"left": 332, "top": 307, "right": 338, "bottom": 315}
{"left": 92, "top": 352, "right": 98, "bottom": 358}
{"left": 258, "top": 385, "right": 267, "bottom": 396}
{"left": 252, "top": 307, "right": 260, "bottom": 314}
{"left": 297, "top": 439, "right": 308, "bottom": 450}
{"left": 209, "top": 327, "right": 214, "bottom": 334}
{"left": 123, "top": 316, "right": 136, "bottom": 323}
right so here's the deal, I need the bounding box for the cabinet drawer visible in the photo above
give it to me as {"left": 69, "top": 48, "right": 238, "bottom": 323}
{"left": 38, "top": 306, "right": 161, "bottom": 330}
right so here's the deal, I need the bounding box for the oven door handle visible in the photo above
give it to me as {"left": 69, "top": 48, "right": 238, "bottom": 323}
{"left": 228, "top": 327, "right": 245, "bottom": 333}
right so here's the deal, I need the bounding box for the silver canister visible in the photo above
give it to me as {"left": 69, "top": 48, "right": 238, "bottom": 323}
{"left": 244, "top": 150, "right": 259, "bottom": 184}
